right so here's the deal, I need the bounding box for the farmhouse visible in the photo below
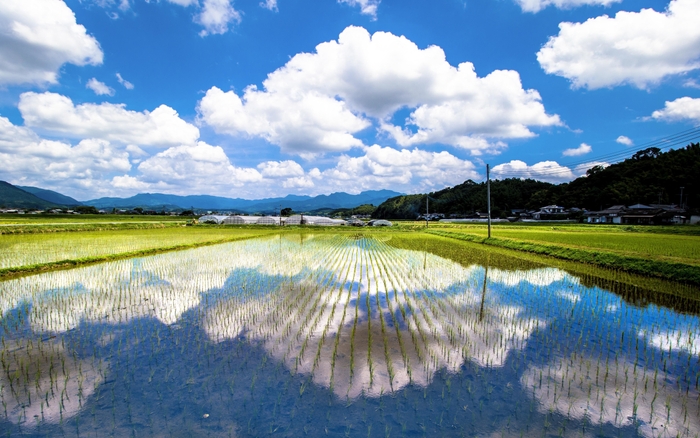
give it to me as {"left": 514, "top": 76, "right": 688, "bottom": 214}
{"left": 532, "top": 205, "right": 568, "bottom": 220}
{"left": 584, "top": 204, "right": 687, "bottom": 225}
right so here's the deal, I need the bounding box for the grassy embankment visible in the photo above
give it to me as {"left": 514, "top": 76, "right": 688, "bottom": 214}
{"left": 423, "top": 222, "right": 700, "bottom": 285}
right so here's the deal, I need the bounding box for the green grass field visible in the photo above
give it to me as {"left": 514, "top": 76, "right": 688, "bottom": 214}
{"left": 0, "top": 214, "right": 188, "bottom": 234}
{"left": 0, "top": 213, "right": 187, "bottom": 224}
{"left": 430, "top": 223, "right": 700, "bottom": 266}
{"left": 0, "top": 226, "right": 278, "bottom": 277}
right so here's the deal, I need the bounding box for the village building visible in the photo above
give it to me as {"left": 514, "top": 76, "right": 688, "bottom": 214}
{"left": 584, "top": 204, "right": 687, "bottom": 225}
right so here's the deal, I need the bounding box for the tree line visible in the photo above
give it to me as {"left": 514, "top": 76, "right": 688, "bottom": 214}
{"left": 372, "top": 144, "right": 700, "bottom": 219}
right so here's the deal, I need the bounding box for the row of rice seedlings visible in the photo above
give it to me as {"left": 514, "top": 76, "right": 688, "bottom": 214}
{"left": 215, "top": 236, "right": 352, "bottom": 387}
{"left": 371, "top": 243, "right": 432, "bottom": 385}
{"left": 381, "top": 248, "right": 453, "bottom": 378}
{"left": 327, "top": 243, "right": 357, "bottom": 392}
{"left": 376, "top": 238, "right": 545, "bottom": 383}
{"left": 247, "top": 238, "right": 348, "bottom": 348}
{"left": 349, "top": 244, "right": 362, "bottom": 387}
{"left": 248, "top": 237, "right": 336, "bottom": 350}
{"left": 362, "top": 240, "right": 376, "bottom": 388}
{"left": 0, "top": 236, "right": 309, "bottom": 427}
{"left": 290, "top": 247, "right": 345, "bottom": 374}
{"left": 5, "top": 238, "right": 299, "bottom": 335}
{"left": 503, "top": 262, "right": 700, "bottom": 437}
{"left": 521, "top": 352, "right": 700, "bottom": 438}
{"left": 0, "top": 337, "right": 107, "bottom": 426}
{"left": 373, "top": 248, "right": 409, "bottom": 370}
{"left": 22, "top": 237, "right": 275, "bottom": 334}
{"left": 308, "top": 243, "right": 356, "bottom": 376}
{"left": 372, "top": 240, "right": 451, "bottom": 387}
{"left": 366, "top": 246, "right": 397, "bottom": 391}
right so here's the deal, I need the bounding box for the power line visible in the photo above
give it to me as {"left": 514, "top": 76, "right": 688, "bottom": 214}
{"left": 492, "top": 126, "right": 700, "bottom": 178}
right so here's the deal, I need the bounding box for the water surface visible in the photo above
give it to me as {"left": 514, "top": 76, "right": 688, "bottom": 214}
{"left": 0, "top": 234, "right": 698, "bottom": 437}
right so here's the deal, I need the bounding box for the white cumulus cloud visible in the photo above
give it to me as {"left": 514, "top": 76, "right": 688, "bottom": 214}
{"left": 103, "top": 144, "right": 480, "bottom": 198}
{"left": 136, "top": 142, "right": 263, "bottom": 189}
{"left": 562, "top": 142, "right": 591, "bottom": 156}
{"left": 616, "top": 135, "right": 633, "bottom": 145}
{"left": 492, "top": 159, "right": 605, "bottom": 183}
{"left": 198, "top": 86, "right": 369, "bottom": 155}
{"left": 0, "top": 0, "right": 103, "bottom": 85}
{"left": 318, "top": 145, "right": 480, "bottom": 193}
{"left": 492, "top": 160, "right": 574, "bottom": 182}
{"left": 86, "top": 78, "right": 115, "bottom": 96}
{"left": 18, "top": 92, "right": 200, "bottom": 148}
{"left": 116, "top": 73, "right": 134, "bottom": 89}
{"left": 257, "top": 160, "right": 305, "bottom": 178}
{"left": 89, "top": 0, "right": 238, "bottom": 36}
{"left": 515, "top": 0, "right": 620, "bottom": 13}
{"left": 198, "top": 26, "right": 560, "bottom": 156}
{"left": 537, "top": 0, "right": 700, "bottom": 89}
{"left": 282, "top": 176, "right": 315, "bottom": 189}
{"left": 195, "top": 0, "right": 241, "bottom": 36}
{"left": 684, "top": 78, "right": 700, "bottom": 89}
{"left": 338, "top": 0, "right": 380, "bottom": 18}
{"left": 0, "top": 116, "right": 131, "bottom": 198}
{"left": 259, "top": 0, "right": 277, "bottom": 11}
{"left": 165, "top": 0, "right": 199, "bottom": 5}
{"left": 651, "top": 96, "right": 700, "bottom": 123}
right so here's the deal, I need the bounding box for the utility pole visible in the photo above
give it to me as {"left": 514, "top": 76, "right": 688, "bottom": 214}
{"left": 680, "top": 187, "right": 685, "bottom": 209}
{"left": 479, "top": 264, "right": 489, "bottom": 322}
{"left": 487, "top": 164, "right": 492, "bottom": 239}
{"left": 426, "top": 195, "right": 429, "bottom": 228}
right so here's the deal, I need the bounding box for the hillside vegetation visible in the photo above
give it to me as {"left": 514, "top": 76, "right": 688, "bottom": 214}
{"left": 0, "top": 181, "right": 60, "bottom": 210}
{"left": 374, "top": 144, "right": 700, "bottom": 219}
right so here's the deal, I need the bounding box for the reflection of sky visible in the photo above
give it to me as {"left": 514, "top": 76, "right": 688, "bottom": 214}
{"left": 0, "top": 339, "right": 106, "bottom": 425}
{"left": 0, "top": 234, "right": 698, "bottom": 435}
{"left": 505, "top": 267, "right": 700, "bottom": 437}
{"left": 521, "top": 354, "right": 700, "bottom": 438}
{"left": 203, "top": 236, "right": 548, "bottom": 398}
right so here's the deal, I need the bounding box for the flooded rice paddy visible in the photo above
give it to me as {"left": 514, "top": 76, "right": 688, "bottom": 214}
{"left": 0, "top": 234, "right": 698, "bottom": 437}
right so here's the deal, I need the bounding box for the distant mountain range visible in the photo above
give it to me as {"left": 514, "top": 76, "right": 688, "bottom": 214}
{"left": 0, "top": 180, "right": 402, "bottom": 213}
{"left": 0, "top": 181, "right": 60, "bottom": 209}
{"left": 18, "top": 186, "right": 82, "bottom": 206}
{"left": 86, "top": 190, "right": 403, "bottom": 213}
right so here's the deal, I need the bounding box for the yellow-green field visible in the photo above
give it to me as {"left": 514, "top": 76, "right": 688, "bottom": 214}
{"left": 0, "top": 226, "right": 278, "bottom": 275}
{"left": 0, "top": 214, "right": 188, "bottom": 234}
{"left": 430, "top": 223, "right": 700, "bottom": 266}
{"left": 1, "top": 215, "right": 699, "bottom": 286}
{"left": 0, "top": 213, "right": 187, "bottom": 224}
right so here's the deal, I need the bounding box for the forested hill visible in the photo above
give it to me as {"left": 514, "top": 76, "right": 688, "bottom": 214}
{"left": 373, "top": 179, "right": 555, "bottom": 219}
{"left": 373, "top": 144, "right": 700, "bottom": 219}
{"left": 561, "top": 144, "right": 699, "bottom": 211}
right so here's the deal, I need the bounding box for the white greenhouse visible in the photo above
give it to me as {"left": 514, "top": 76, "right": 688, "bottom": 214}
{"left": 221, "top": 215, "right": 260, "bottom": 225}
{"left": 285, "top": 215, "right": 347, "bottom": 226}
{"left": 256, "top": 216, "right": 282, "bottom": 225}
{"left": 198, "top": 215, "right": 228, "bottom": 224}
{"left": 370, "top": 219, "right": 392, "bottom": 227}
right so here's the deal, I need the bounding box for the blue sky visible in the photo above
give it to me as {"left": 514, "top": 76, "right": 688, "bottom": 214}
{"left": 1, "top": 0, "right": 699, "bottom": 201}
